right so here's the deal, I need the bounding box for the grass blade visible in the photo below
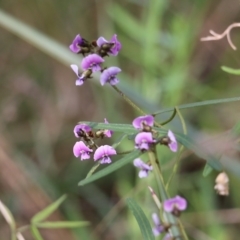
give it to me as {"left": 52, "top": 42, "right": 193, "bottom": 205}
{"left": 32, "top": 195, "right": 67, "bottom": 223}
{"left": 221, "top": 66, "right": 240, "bottom": 75}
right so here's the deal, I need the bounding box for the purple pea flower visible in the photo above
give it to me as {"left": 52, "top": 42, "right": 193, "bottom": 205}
{"left": 168, "top": 130, "right": 178, "bottom": 152}
{"left": 132, "top": 115, "right": 154, "bottom": 129}
{"left": 71, "top": 64, "right": 92, "bottom": 86}
{"left": 100, "top": 67, "right": 121, "bottom": 86}
{"left": 81, "top": 54, "right": 104, "bottom": 72}
{"left": 135, "top": 132, "right": 154, "bottom": 150}
{"left": 163, "top": 234, "right": 172, "bottom": 240}
{"left": 94, "top": 145, "right": 117, "bottom": 164}
{"left": 73, "top": 141, "right": 93, "bottom": 160}
{"left": 69, "top": 34, "right": 84, "bottom": 53}
{"left": 97, "top": 34, "right": 121, "bottom": 56}
{"left": 133, "top": 158, "right": 152, "bottom": 178}
{"left": 103, "top": 118, "right": 113, "bottom": 137}
{"left": 163, "top": 195, "right": 187, "bottom": 216}
{"left": 152, "top": 213, "right": 164, "bottom": 236}
{"left": 74, "top": 124, "right": 92, "bottom": 138}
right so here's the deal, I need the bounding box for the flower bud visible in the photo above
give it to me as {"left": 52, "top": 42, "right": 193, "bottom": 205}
{"left": 214, "top": 172, "right": 229, "bottom": 196}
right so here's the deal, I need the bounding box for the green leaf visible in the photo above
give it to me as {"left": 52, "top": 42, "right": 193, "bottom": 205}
{"left": 126, "top": 198, "right": 155, "bottom": 240}
{"left": 31, "top": 226, "right": 44, "bottom": 240}
{"left": 112, "top": 134, "right": 128, "bottom": 148}
{"left": 221, "top": 66, "right": 240, "bottom": 75}
{"left": 154, "top": 96, "right": 240, "bottom": 115}
{"left": 31, "top": 195, "right": 67, "bottom": 223}
{"left": 203, "top": 163, "right": 214, "bottom": 177}
{"left": 79, "top": 122, "right": 138, "bottom": 134}
{"left": 0, "top": 200, "right": 16, "bottom": 240}
{"left": 173, "top": 132, "right": 222, "bottom": 171}
{"left": 79, "top": 150, "right": 141, "bottom": 186}
{"left": 36, "top": 221, "right": 90, "bottom": 228}
{"left": 85, "top": 163, "right": 101, "bottom": 179}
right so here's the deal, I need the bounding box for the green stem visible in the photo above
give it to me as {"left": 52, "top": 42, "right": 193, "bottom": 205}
{"left": 148, "top": 150, "right": 182, "bottom": 239}
{"left": 158, "top": 108, "right": 177, "bottom": 125}
{"left": 111, "top": 85, "right": 147, "bottom": 115}
{"left": 111, "top": 85, "right": 163, "bottom": 128}
{"left": 166, "top": 107, "right": 187, "bottom": 189}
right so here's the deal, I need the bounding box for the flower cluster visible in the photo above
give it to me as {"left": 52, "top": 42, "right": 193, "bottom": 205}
{"left": 73, "top": 120, "right": 116, "bottom": 164}
{"left": 152, "top": 195, "right": 187, "bottom": 237}
{"left": 69, "top": 34, "right": 122, "bottom": 86}
{"left": 132, "top": 115, "right": 178, "bottom": 178}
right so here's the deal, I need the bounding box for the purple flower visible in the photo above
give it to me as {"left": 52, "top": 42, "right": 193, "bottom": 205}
{"left": 133, "top": 158, "right": 152, "bottom": 178}
{"left": 97, "top": 34, "right": 121, "bottom": 56}
{"left": 74, "top": 124, "right": 92, "bottom": 138}
{"left": 103, "top": 118, "right": 113, "bottom": 137}
{"left": 73, "top": 141, "right": 93, "bottom": 160}
{"left": 94, "top": 145, "right": 117, "bottom": 164}
{"left": 69, "top": 34, "right": 84, "bottom": 53}
{"left": 152, "top": 213, "right": 164, "bottom": 236}
{"left": 71, "top": 64, "right": 92, "bottom": 86}
{"left": 163, "top": 195, "right": 187, "bottom": 216}
{"left": 81, "top": 54, "right": 104, "bottom": 72}
{"left": 168, "top": 130, "right": 178, "bottom": 152}
{"left": 132, "top": 115, "right": 154, "bottom": 129}
{"left": 163, "top": 234, "right": 172, "bottom": 240}
{"left": 135, "top": 132, "right": 154, "bottom": 150}
{"left": 100, "top": 67, "right": 121, "bottom": 86}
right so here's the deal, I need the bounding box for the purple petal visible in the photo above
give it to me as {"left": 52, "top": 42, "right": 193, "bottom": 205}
{"left": 74, "top": 124, "right": 91, "bottom": 137}
{"left": 73, "top": 141, "right": 92, "bottom": 159}
{"left": 139, "top": 170, "right": 148, "bottom": 178}
{"left": 70, "top": 64, "right": 79, "bottom": 76}
{"left": 69, "top": 34, "right": 83, "bottom": 53}
{"left": 100, "top": 67, "right": 121, "bottom": 86}
{"left": 135, "top": 132, "right": 154, "bottom": 145}
{"left": 103, "top": 118, "right": 113, "bottom": 137}
{"left": 93, "top": 145, "right": 116, "bottom": 161}
{"left": 81, "top": 54, "right": 104, "bottom": 72}
{"left": 99, "top": 156, "right": 112, "bottom": 164}
{"left": 163, "top": 199, "right": 175, "bottom": 212}
{"left": 109, "top": 34, "right": 122, "bottom": 56}
{"left": 133, "top": 158, "right": 144, "bottom": 168}
{"left": 132, "top": 115, "right": 154, "bottom": 129}
{"left": 175, "top": 195, "right": 187, "bottom": 211}
{"left": 96, "top": 36, "right": 108, "bottom": 47}
{"left": 76, "top": 79, "right": 84, "bottom": 86}
{"left": 168, "top": 130, "right": 178, "bottom": 152}
{"left": 152, "top": 213, "right": 160, "bottom": 226}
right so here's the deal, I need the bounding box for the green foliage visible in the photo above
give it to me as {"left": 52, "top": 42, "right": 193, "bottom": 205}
{"left": 126, "top": 198, "right": 155, "bottom": 240}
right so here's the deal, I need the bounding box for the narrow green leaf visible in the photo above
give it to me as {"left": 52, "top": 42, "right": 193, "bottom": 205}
{"left": 112, "top": 134, "right": 128, "bottom": 148}
{"left": 31, "top": 226, "right": 44, "bottom": 240}
{"left": 36, "top": 221, "right": 90, "bottom": 229}
{"left": 154, "top": 96, "right": 240, "bottom": 115}
{"left": 0, "top": 200, "right": 16, "bottom": 240}
{"left": 79, "top": 150, "right": 141, "bottom": 186}
{"left": 85, "top": 163, "right": 101, "bottom": 179}
{"left": 126, "top": 198, "right": 155, "bottom": 240}
{"left": 203, "top": 163, "right": 214, "bottom": 177}
{"left": 79, "top": 122, "right": 138, "bottom": 134}
{"left": 31, "top": 195, "right": 67, "bottom": 223}
{"left": 172, "top": 132, "right": 222, "bottom": 171}
{"left": 221, "top": 66, "right": 240, "bottom": 75}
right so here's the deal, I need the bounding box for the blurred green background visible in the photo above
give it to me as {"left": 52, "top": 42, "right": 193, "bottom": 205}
{"left": 0, "top": 0, "right": 240, "bottom": 239}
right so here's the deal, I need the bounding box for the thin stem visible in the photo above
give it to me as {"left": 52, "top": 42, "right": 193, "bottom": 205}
{"left": 148, "top": 150, "right": 183, "bottom": 239}
{"left": 111, "top": 85, "right": 163, "bottom": 128}
{"left": 158, "top": 108, "right": 177, "bottom": 125}
{"left": 111, "top": 85, "right": 147, "bottom": 115}
{"left": 166, "top": 107, "right": 187, "bottom": 189}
